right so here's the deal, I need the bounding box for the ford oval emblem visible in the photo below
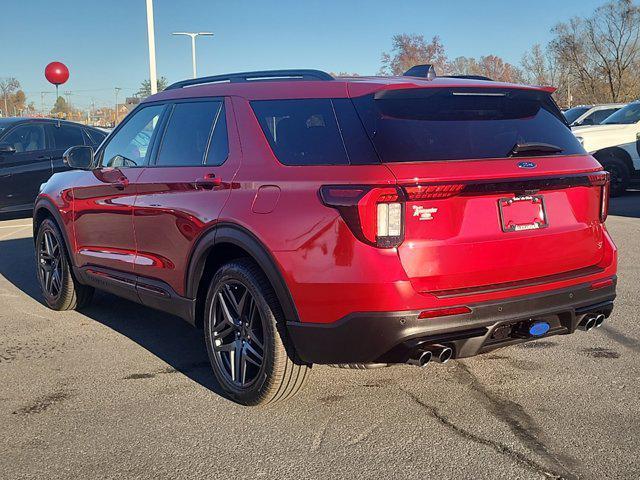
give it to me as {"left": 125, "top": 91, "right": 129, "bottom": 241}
{"left": 517, "top": 161, "right": 537, "bottom": 169}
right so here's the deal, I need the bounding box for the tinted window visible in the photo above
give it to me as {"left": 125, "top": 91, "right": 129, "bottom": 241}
{"left": 205, "top": 104, "right": 229, "bottom": 166}
{"left": 100, "top": 104, "right": 164, "bottom": 167}
{"left": 352, "top": 88, "right": 585, "bottom": 162}
{"left": 581, "top": 108, "right": 618, "bottom": 125}
{"left": 3, "top": 124, "right": 46, "bottom": 152}
{"left": 156, "top": 101, "right": 222, "bottom": 167}
{"left": 251, "top": 99, "right": 349, "bottom": 165}
{"left": 563, "top": 106, "right": 590, "bottom": 124}
{"left": 602, "top": 102, "right": 640, "bottom": 125}
{"left": 85, "top": 128, "right": 107, "bottom": 145}
{"left": 51, "top": 124, "right": 85, "bottom": 149}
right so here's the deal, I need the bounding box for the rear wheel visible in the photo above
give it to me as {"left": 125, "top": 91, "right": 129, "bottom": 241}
{"left": 36, "top": 219, "right": 94, "bottom": 311}
{"left": 203, "top": 259, "right": 309, "bottom": 406}
{"left": 600, "top": 156, "right": 630, "bottom": 197}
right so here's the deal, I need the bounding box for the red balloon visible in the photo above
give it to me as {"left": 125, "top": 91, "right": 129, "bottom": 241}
{"left": 45, "top": 62, "right": 69, "bottom": 85}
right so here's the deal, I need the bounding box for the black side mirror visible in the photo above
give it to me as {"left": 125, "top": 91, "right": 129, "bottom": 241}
{"left": 581, "top": 118, "right": 594, "bottom": 126}
{"left": 0, "top": 143, "right": 16, "bottom": 154}
{"left": 63, "top": 145, "right": 94, "bottom": 170}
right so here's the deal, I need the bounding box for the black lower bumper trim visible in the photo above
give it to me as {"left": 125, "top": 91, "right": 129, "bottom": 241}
{"left": 287, "top": 279, "right": 617, "bottom": 364}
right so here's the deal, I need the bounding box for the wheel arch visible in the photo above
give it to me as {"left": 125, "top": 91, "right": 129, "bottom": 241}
{"left": 593, "top": 147, "right": 634, "bottom": 174}
{"left": 32, "top": 199, "right": 74, "bottom": 258}
{"left": 186, "top": 223, "right": 301, "bottom": 328}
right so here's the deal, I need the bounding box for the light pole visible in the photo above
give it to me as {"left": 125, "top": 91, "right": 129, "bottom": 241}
{"left": 114, "top": 87, "right": 122, "bottom": 125}
{"left": 146, "top": 0, "right": 158, "bottom": 94}
{"left": 172, "top": 32, "right": 213, "bottom": 78}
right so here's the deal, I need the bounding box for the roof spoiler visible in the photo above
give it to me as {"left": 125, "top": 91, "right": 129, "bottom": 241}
{"left": 403, "top": 64, "right": 436, "bottom": 80}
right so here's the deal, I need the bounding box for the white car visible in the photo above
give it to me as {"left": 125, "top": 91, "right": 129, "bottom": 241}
{"left": 573, "top": 101, "right": 640, "bottom": 196}
{"left": 564, "top": 103, "right": 626, "bottom": 127}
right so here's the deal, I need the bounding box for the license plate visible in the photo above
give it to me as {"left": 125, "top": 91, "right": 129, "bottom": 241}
{"left": 498, "top": 195, "right": 548, "bottom": 232}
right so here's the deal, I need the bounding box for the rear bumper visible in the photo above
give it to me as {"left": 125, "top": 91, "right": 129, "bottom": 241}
{"left": 287, "top": 278, "right": 616, "bottom": 364}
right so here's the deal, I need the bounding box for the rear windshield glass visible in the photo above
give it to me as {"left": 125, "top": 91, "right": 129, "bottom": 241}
{"left": 352, "top": 88, "right": 585, "bottom": 162}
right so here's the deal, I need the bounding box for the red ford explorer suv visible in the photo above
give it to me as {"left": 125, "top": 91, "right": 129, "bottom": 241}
{"left": 34, "top": 66, "right": 617, "bottom": 405}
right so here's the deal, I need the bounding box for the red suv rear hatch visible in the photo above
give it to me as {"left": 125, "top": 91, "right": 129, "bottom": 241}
{"left": 351, "top": 86, "right": 609, "bottom": 294}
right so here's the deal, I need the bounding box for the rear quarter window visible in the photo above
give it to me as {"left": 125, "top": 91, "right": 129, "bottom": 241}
{"left": 251, "top": 99, "right": 370, "bottom": 166}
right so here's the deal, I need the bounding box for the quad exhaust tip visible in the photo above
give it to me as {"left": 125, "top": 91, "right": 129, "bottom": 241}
{"left": 578, "top": 313, "right": 606, "bottom": 332}
{"left": 406, "top": 345, "right": 454, "bottom": 367}
{"left": 407, "top": 349, "right": 432, "bottom": 367}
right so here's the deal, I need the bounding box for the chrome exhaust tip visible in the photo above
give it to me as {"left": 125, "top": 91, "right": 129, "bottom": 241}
{"left": 436, "top": 346, "right": 453, "bottom": 363}
{"left": 424, "top": 345, "right": 453, "bottom": 363}
{"left": 578, "top": 315, "right": 597, "bottom": 332}
{"left": 407, "top": 349, "right": 432, "bottom": 367}
{"left": 594, "top": 314, "right": 606, "bottom": 328}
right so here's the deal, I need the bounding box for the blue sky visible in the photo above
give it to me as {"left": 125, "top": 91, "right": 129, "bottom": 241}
{"left": 3, "top": 0, "right": 606, "bottom": 109}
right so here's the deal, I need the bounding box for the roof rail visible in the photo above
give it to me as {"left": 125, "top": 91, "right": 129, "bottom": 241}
{"left": 166, "top": 69, "right": 334, "bottom": 90}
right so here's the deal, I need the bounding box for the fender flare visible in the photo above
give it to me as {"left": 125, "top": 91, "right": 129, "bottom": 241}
{"left": 185, "top": 223, "right": 301, "bottom": 324}
{"left": 32, "top": 198, "right": 75, "bottom": 263}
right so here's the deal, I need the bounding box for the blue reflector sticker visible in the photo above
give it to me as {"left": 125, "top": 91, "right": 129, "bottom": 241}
{"left": 529, "top": 322, "right": 550, "bottom": 337}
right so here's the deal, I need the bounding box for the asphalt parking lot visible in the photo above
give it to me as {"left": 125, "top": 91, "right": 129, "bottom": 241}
{"left": 1, "top": 193, "right": 639, "bottom": 480}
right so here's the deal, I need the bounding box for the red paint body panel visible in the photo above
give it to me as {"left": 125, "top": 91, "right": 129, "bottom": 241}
{"left": 71, "top": 167, "right": 142, "bottom": 272}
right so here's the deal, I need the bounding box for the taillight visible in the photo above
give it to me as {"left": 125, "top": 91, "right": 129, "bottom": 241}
{"left": 588, "top": 171, "right": 610, "bottom": 223}
{"left": 320, "top": 185, "right": 404, "bottom": 248}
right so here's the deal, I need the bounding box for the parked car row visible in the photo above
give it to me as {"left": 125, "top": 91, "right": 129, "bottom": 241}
{"left": 569, "top": 101, "right": 640, "bottom": 196}
{"left": 563, "top": 103, "right": 626, "bottom": 127}
{"left": 0, "top": 118, "right": 107, "bottom": 213}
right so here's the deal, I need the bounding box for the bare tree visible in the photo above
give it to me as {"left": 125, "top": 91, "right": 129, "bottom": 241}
{"left": 550, "top": 0, "right": 640, "bottom": 103}
{"left": 0, "top": 77, "right": 20, "bottom": 116}
{"left": 446, "top": 55, "right": 521, "bottom": 82}
{"left": 380, "top": 34, "right": 448, "bottom": 75}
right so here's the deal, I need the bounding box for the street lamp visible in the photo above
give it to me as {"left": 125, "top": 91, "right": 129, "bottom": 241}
{"left": 172, "top": 32, "right": 213, "bottom": 78}
{"left": 145, "top": 0, "right": 158, "bottom": 95}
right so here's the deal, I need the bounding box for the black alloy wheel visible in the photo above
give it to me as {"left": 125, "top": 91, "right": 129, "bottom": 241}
{"left": 209, "top": 280, "right": 265, "bottom": 387}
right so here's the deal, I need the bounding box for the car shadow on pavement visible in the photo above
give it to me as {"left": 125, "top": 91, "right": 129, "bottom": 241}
{"left": 608, "top": 190, "right": 640, "bottom": 219}
{"left": 0, "top": 236, "right": 225, "bottom": 397}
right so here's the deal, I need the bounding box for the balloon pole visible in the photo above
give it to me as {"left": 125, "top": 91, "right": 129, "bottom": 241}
{"left": 55, "top": 84, "right": 60, "bottom": 126}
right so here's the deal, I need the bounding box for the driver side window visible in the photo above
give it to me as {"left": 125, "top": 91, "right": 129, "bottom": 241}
{"left": 100, "top": 104, "right": 165, "bottom": 167}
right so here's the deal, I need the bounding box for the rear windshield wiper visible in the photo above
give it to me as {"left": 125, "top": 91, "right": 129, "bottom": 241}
{"left": 509, "top": 142, "right": 563, "bottom": 157}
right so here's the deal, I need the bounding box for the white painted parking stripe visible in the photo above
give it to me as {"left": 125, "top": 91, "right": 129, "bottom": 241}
{"left": 0, "top": 226, "right": 31, "bottom": 240}
{"left": 0, "top": 224, "right": 32, "bottom": 229}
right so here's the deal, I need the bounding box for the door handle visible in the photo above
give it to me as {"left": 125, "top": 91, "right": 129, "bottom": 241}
{"left": 194, "top": 173, "right": 222, "bottom": 190}
{"left": 111, "top": 177, "right": 130, "bottom": 190}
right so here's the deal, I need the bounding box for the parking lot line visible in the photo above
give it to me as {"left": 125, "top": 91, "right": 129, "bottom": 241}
{"left": 0, "top": 226, "right": 31, "bottom": 240}
{"left": 0, "top": 224, "right": 32, "bottom": 229}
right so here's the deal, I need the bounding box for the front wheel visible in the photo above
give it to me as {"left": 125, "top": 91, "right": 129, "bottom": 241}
{"left": 35, "top": 219, "right": 94, "bottom": 311}
{"left": 203, "top": 259, "right": 309, "bottom": 406}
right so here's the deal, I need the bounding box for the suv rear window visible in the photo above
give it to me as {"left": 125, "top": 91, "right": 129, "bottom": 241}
{"left": 352, "top": 88, "right": 584, "bottom": 162}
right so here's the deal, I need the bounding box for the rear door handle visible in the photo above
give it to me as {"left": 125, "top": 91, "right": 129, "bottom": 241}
{"left": 194, "top": 173, "right": 222, "bottom": 190}
{"left": 111, "top": 178, "right": 130, "bottom": 190}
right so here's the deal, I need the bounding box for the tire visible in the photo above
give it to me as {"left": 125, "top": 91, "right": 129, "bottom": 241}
{"left": 203, "top": 258, "right": 309, "bottom": 406}
{"left": 35, "top": 219, "right": 94, "bottom": 311}
{"left": 600, "top": 156, "right": 630, "bottom": 197}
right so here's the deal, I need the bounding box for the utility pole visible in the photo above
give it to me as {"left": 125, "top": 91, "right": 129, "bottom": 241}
{"left": 114, "top": 87, "right": 122, "bottom": 125}
{"left": 172, "top": 32, "right": 213, "bottom": 78}
{"left": 146, "top": 0, "right": 158, "bottom": 94}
